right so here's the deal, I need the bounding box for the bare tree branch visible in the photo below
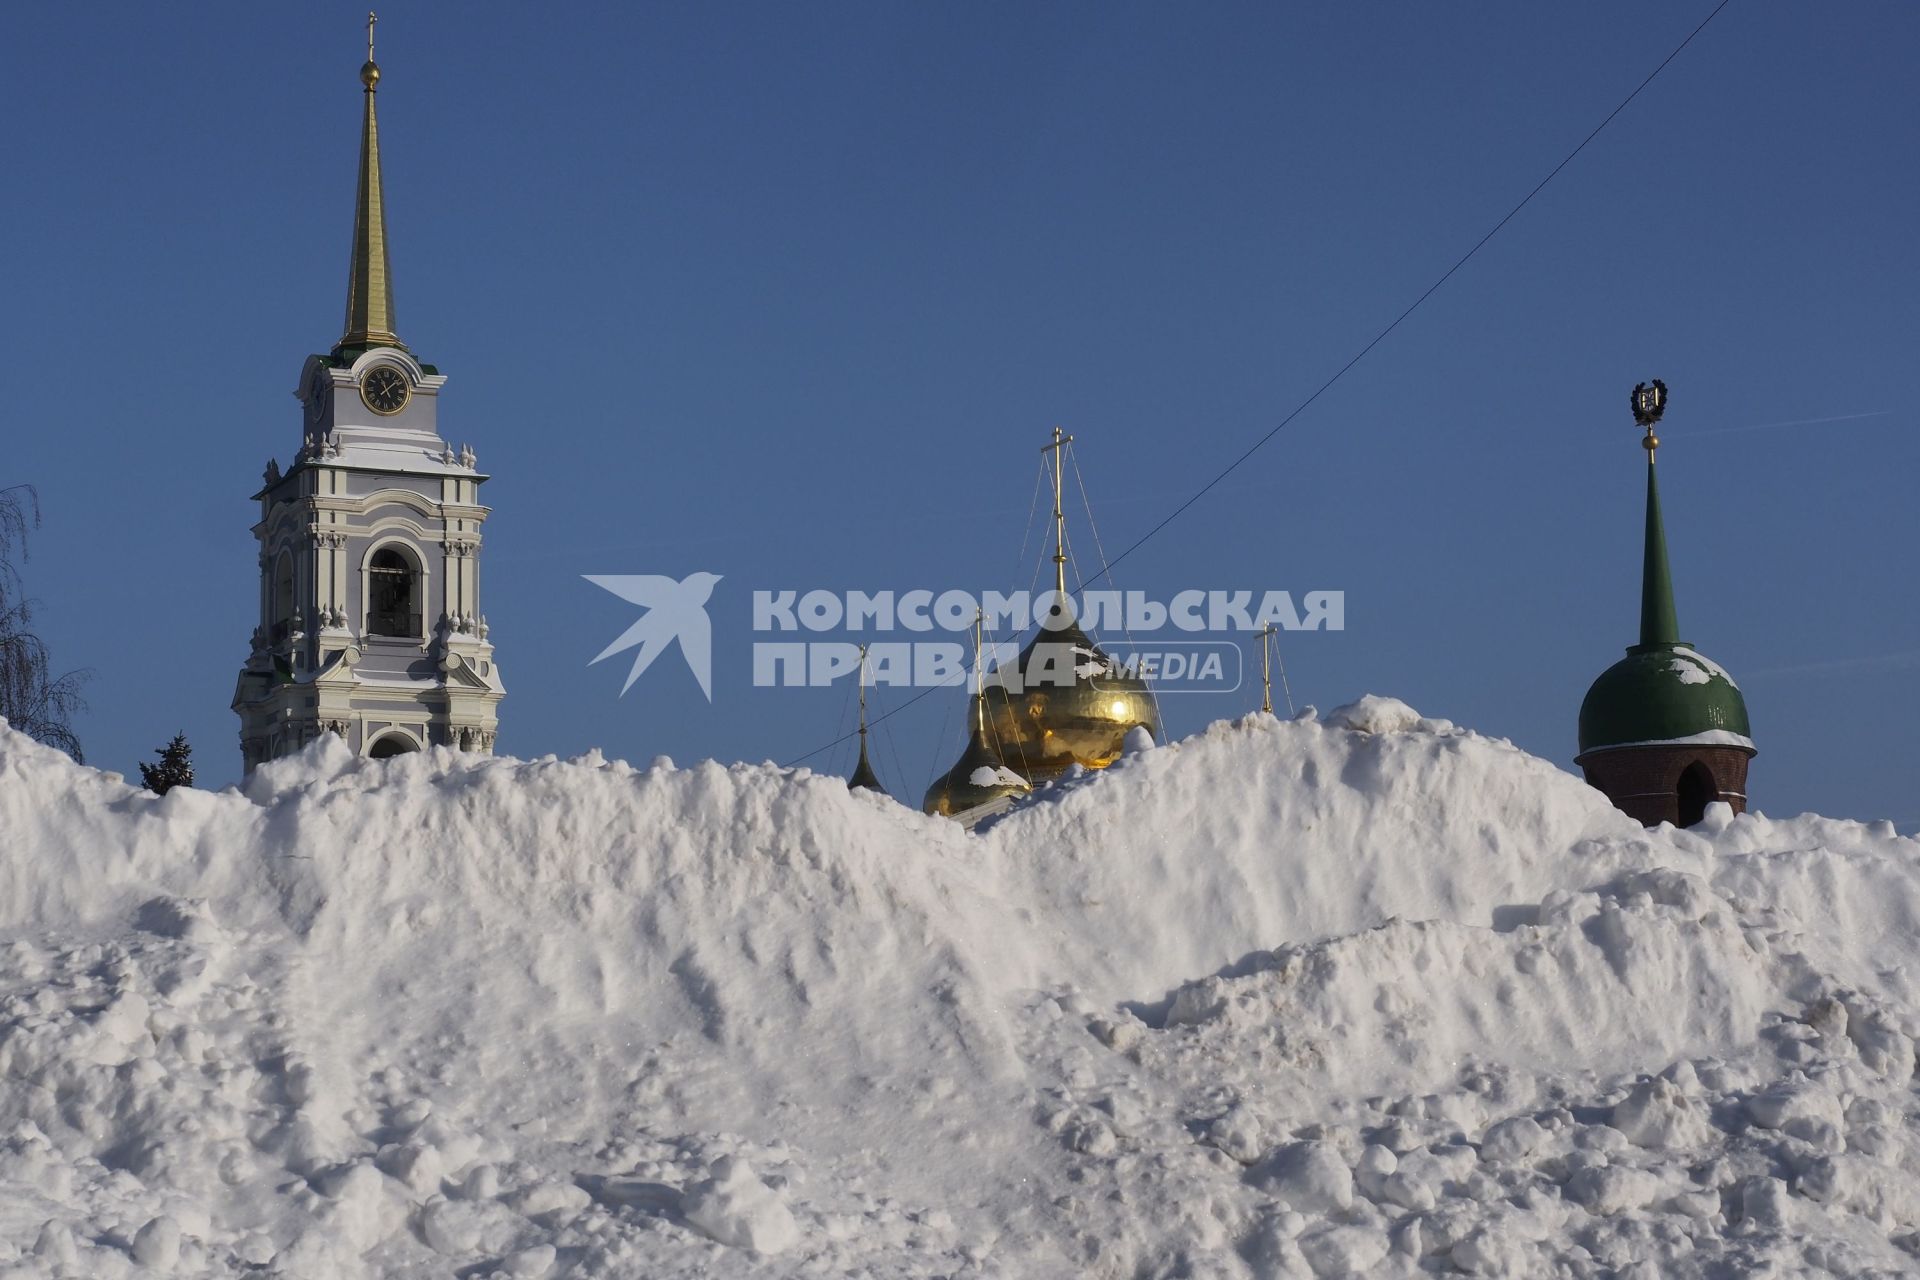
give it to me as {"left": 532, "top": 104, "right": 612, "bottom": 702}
{"left": 0, "top": 485, "right": 90, "bottom": 761}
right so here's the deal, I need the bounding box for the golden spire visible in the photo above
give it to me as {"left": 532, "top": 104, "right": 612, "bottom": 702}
{"left": 340, "top": 12, "right": 403, "bottom": 350}
{"left": 1041, "top": 428, "right": 1074, "bottom": 599}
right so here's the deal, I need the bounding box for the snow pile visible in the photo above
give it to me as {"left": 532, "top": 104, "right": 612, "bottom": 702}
{"left": 1, "top": 701, "right": 1919, "bottom": 1276}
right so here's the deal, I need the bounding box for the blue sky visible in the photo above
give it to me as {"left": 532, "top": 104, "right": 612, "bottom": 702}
{"left": 5, "top": 2, "right": 1915, "bottom": 821}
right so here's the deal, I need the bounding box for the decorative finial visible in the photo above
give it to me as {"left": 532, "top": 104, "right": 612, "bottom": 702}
{"left": 1631, "top": 379, "right": 1667, "bottom": 459}
{"left": 362, "top": 12, "right": 380, "bottom": 88}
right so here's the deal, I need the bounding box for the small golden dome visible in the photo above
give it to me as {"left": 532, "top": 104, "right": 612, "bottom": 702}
{"left": 361, "top": 60, "right": 381, "bottom": 89}
{"left": 923, "top": 697, "right": 1031, "bottom": 818}
{"left": 981, "top": 613, "right": 1158, "bottom": 783}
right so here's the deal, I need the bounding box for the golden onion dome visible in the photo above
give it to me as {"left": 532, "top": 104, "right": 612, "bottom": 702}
{"left": 922, "top": 696, "right": 1031, "bottom": 818}
{"left": 981, "top": 611, "right": 1159, "bottom": 783}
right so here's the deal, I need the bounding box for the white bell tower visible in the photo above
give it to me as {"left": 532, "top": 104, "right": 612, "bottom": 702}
{"left": 233, "top": 23, "right": 504, "bottom": 770}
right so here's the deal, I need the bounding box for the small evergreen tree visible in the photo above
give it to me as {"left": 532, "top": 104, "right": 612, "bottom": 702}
{"left": 139, "top": 733, "right": 195, "bottom": 795}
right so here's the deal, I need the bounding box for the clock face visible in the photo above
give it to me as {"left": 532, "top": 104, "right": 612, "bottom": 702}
{"left": 309, "top": 377, "right": 330, "bottom": 420}
{"left": 361, "top": 366, "right": 410, "bottom": 415}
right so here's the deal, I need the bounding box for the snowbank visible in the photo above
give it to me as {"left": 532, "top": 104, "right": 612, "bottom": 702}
{"left": 1, "top": 704, "right": 1917, "bottom": 1277}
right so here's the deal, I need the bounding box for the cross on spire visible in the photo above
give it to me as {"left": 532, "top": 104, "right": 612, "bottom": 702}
{"left": 1258, "top": 624, "right": 1275, "bottom": 715}
{"left": 857, "top": 643, "right": 871, "bottom": 743}
{"left": 1041, "top": 428, "right": 1074, "bottom": 599}
{"left": 1254, "top": 622, "right": 1295, "bottom": 717}
{"left": 972, "top": 609, "right": 987, "bottom": 732}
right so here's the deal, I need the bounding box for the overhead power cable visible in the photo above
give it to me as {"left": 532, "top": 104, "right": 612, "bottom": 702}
{"left": 1081, "top": 0, "right": 1735, "bottom": 589}
{"left": 782, "top": 0, "right": 1734, "bottom": 770}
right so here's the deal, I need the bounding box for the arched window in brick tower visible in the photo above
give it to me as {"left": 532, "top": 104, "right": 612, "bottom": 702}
{"left": 366, "top": 546, "right": 422, "bottom": 638}
{"left": 1676, "top": 760, "right": 1718, "bottom": 829}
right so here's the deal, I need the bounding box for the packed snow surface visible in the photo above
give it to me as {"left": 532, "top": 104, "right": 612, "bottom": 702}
{"left": 1, "top": 699, "right": 1918, "bottom": 1277}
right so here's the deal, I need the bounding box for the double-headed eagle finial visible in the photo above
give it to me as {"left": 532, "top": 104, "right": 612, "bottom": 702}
{"left": 1631, "top": 379, "right": 1667, "bottom": 457}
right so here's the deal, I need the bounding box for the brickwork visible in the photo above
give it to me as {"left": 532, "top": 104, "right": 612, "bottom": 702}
{"left": 1574, "top": 744, "right": 1754, "bottom": 827}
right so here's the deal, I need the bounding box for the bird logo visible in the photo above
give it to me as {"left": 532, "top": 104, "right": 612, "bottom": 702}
{"left": 584, "top": 572, "right": 723, "bottom": 700}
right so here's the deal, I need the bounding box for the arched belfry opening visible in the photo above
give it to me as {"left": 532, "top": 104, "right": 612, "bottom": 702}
{"left": 366, "top": 545, "right": 422, "bottom": 638}
{"left": 367, "top": 733, "right": 419, "bottom": 760}
{"left": 272, "top": 552, "right": 296, "bottom": 639}
{"left": 1675, "top": 760, "right": 1717, "bottom": 829}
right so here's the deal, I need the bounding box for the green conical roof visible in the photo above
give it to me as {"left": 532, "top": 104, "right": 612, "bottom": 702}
{"left": 1578, "top": 454, "right": 1753, "bottom": 756}
{"left": 1638, "top": 459, "right": 1679, "bottom": 648}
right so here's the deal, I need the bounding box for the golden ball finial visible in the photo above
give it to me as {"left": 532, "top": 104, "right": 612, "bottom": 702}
{"left": 361, "top": 60, "right": 380, "bottom": 89}
{"left": 1641, "top": 431, "right": 1659, "bottom": 454}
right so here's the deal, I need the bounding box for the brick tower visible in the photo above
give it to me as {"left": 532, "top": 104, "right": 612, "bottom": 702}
{"left": 1576, "top": 382, "right": 1754, "bottom": 827}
